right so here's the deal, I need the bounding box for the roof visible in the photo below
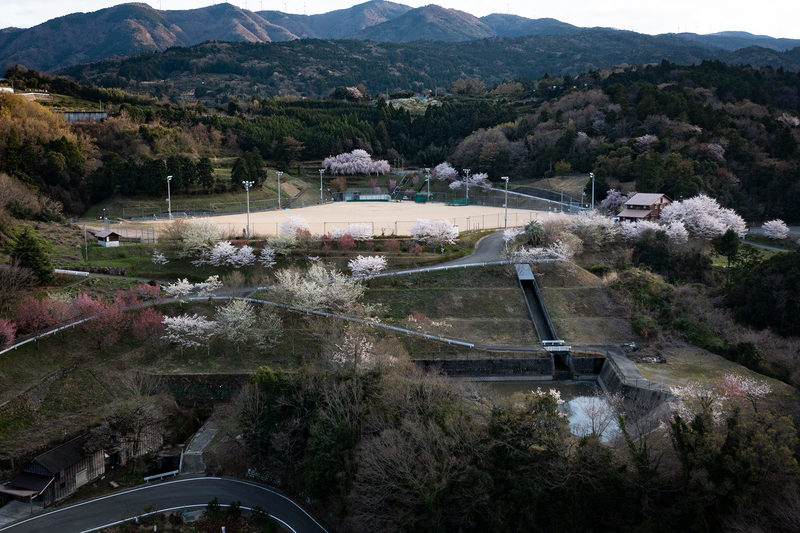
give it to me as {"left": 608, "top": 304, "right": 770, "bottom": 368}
{"left": 93, "top": 230, "right": 119, "bottom": 238}
{"left": 32, "top": 435, "right": 88, "bottom": 474}
{"left": 0, "top": 472, "right": 54, "bottom": 497}
{"left": 625, "top": 193, "right": 669, "bottom": 206}
{"left": 617, "top": 209, "right": 653, "bottom": 219}
{"left": 515, "top": 263, "right": 534, "bottom": 281}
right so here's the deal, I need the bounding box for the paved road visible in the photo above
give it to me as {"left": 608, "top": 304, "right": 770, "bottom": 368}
{"left": 0, "top": 477, "right": 327, "bottom": 533}
{"left": 440, "top": 231, "right": 505, "bottom": 266}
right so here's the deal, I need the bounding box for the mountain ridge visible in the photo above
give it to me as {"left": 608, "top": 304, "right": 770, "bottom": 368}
{"left": 2, "top": 1, "right": 799, "bottom": 73}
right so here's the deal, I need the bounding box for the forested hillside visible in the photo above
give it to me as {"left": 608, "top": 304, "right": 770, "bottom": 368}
{"left": 60, "top": 33, "right": 800, "bottom": 101}
{"left": 2, "top": 61, "right": 799, "bottom": 222}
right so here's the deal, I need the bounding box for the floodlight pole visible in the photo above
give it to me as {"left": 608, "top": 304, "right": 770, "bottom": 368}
{"left": 425, "top": 168, "right": 431, "bottom": 199}
{"left": 319, "top": 169, "right": 325, "bottom": 204}
{"left": 463, "top": 168, "right": 471, "bottom": 203}
{"left": 242, "top": 180, "right": 254, "bottom": 239}
{"left": 590, "top": 172, "right": 595, "bottom": 210}
{"left": 166, "top": 175, "right": 173, "bottom": 219}
{"left": 276, "top": 170, "right": 283, "bottom": 209}
{"left": 501, "top": 176, "right": 509, "bottom": 228}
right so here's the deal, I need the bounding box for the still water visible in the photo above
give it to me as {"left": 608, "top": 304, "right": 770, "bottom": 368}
{"left": 477, "top": 380, "right": 620, "bottom": 441}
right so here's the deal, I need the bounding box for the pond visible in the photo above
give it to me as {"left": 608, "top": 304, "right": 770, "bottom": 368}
{"left": 477, "top": 380, "right": 620, "bottom": 442}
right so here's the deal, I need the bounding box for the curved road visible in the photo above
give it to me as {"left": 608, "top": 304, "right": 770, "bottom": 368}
{"left": 0, "top": 477, "right": 327, "bottom": 533}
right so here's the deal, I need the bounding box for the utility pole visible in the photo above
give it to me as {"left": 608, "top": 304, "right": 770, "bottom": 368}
{"left": 242, "top": 180, "right": 254, "bottom": 239}
{"left": 501, "top": 176, "right": 509, "bottom": 228}
{"left": 463, "top": 168, "right": 471, "bottom": 203}
{"left": 276, "top": 170, "right": 283, "bottom": 209}
{"left": 166, "top": 175, "right": 173, "bottom": 219}
{"left": 318, "top": 168, "right": 325, "bottom": 204}
{"left": 590, "top": 172, "right": 595, "bottom": 210}
{"left": 425, "top": 168, "right": 431, "bottom": 200}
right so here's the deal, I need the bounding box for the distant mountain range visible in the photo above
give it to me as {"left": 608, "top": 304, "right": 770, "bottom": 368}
{"left": 2, "top": 1, "right": 800, "bottom": 73}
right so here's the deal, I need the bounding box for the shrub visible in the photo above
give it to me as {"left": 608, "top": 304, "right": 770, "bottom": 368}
{"left": 337, "top": 234, "right": 356, "bottom": 251}
{"left": 632, "top": 315, "right": 659, "bottom": 339}
{"left": 384, "top": 239, "right": 401, "bottom": 253}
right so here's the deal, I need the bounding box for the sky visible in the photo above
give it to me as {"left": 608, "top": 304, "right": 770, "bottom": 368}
{"left": 4, "top": 1, "right": 800, "bottom": 38}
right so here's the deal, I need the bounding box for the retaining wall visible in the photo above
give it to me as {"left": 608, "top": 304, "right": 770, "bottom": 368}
{"left": 414, "top": 356, "right": 555, "bottom": 377}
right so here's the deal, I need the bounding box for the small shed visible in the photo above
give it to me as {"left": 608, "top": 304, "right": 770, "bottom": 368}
{"left": 0, "top": 435, "right": 104, "bottom": 506}
{"left": 94, "top": 230, "right": 120, "bottom": 247}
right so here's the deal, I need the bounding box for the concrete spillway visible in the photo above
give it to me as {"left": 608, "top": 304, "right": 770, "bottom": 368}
{"left": 516, "top": 264, "right": 559, "bottom": 342}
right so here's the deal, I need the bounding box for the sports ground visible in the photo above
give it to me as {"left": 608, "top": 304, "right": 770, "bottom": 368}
{"left": 167, "top": 201, "right": 563, "bottom": 237}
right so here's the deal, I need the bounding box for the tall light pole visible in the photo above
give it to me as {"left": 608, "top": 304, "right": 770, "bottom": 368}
{"left": 242, "top": 180, "right": 254, "bottom": 239}
{"left": 589, "top": 172, "right": 595, "bottom": 210}
{"left": 318, "top": 168, "right": 325, "bottom": 204}
{"left": 276, "top": 170, "right": 283, "bottom": 209}
{"left": 424, "top": 168, "right": 431, "bottom": 200}
{"left": 501, "top": 176, "right": 509, "bottom": 228}
{"left": 463, "top": 168, "right": 471, "bottom": 203}
{"left": 166, "top": 175, "right": 172, "bottom": 219}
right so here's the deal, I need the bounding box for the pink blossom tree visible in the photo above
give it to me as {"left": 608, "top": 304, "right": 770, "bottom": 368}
{"left": 0, "top": 318, "right": 15, "bottom": 348}
{"left": 718, "top": 373, "right": 772, "bottom": 412}
{"left": 132, "top": 308, "right": 164, "bottom": 342}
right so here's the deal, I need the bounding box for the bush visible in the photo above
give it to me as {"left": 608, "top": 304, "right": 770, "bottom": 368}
{"left": 588, "top": 264, "right": 611, "bottom": 276}
{"left": 632, "top": 315, "right": 659, "bottom": 339}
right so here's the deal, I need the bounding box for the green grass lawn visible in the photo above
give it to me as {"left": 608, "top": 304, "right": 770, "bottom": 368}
{"left": 744, "top": 233, "right": 798, "bottom": 250}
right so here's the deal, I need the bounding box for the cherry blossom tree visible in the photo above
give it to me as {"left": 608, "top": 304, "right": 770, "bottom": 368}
{"left": 0, "top": 318, "right": 15, "bottom": 348}
{"left": 599, "top": 189, "right": 636, "bottom": 214}
{"left": 348, "top": 255, "right": 388, "bottom": 279}
{"left": 330, "top": 224, "right": 373, "bottom": 241}
{"left": 618, "top": 220, "right": 663, "bottom": 241}
{"left": 718, "top": 373, "right": 772, "bottom": 412}
{"left": 177, "top": 220, "right": 220, "bottom": 259}
{"left": 275, "top": 263, "right": 365, "bottom": 313}
{"left": 330, "top": 327, "right": 377, "bottom": 372}
{"left": 661, "top": 194, "right": 746, "bottom": 239}
{"left": 431, "top": 162, "right": 457, "bottom": 181}
{"left": 193, "top": 241, "right": 256, "bottom": 267}
{"left": 258, "top": 246, "right": 276, "bottom": 268}
{"left": 162, "top": 313, "right": 216, "bottom": 353}
{"left": 669, "top": 382, "right": 728, "bottom": 425}
{"left": 410, "top": 219, "right": 459, "bottom": 250}
{"left": 214, "top": 299, "right": 259, "bottom": 353}
{"left": 322, "top": 149, "right": 390, "bottom": 175}
{"left": 664, "top": 220, "right": 689, "bottom": 244}
{"left": 566, "top": 211, "right": 619, "bottom": 246}
{"left": 164, "top": 278, "right": 195, "bottom": 300}
{"left": 280, "top": 216, "right": 310, "bottom": 236}
{"left": 132, "top": 308, "right": 164, "bottom": 342}
{"left": 762, "top": 219, "right": 789, "bottom": 240}
{"left": 448, "top": 172, "right": 491, "bottom": 192}
{"left": 151, "top": 250, "right": 168, "bottom": 265}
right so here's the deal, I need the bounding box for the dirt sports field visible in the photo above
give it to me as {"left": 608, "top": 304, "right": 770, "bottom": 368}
{"left": 150, "top": 202, "right": 567, "bottom": 237}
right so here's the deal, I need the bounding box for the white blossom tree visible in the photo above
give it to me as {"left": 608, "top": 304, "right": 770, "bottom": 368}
{"left": 280, "top": 216, "right": 310, "bottom": 236}
{"left": 194, "top": 275, "right": 223, "bottom": 296}
{"left": 267, "top": 233, "right": 298, "bottom": 255}
{"left": 431, "top": 162, "right": 457, "bottom": 181}
{"left": 411, "top": 219, "right": 459, "bottom": 250}
{"left": 448, "top": 172, "right": 491, "bottom": 192}
{"left": 177, "top": 220, "right": 220, "bottom": 258}
{"left": 164, "top": 278, "right": 195, "bottom": 300}
{"left": 330, "top": 224, "right": 373, "bottom": 241}
{"left": 762, "top": 219, "right": 789, "bottom": 240}
{"left": 322, "top": 149, "right": 390, "bottom": 175}
{"left": 258, "top": 246, "right": 276, "bottom": 268}
{"left": 718, "top": 373, "right": 772, "bottom": 412}
{"left": 276, "top": 263, "right": 365, "bottom": 313}
{"left": 669, "top": 382, "right": 728, "bottom": 425}
{"left": 151, "top": 250, "right": 169, "bottom": 265}
{"left": 348, "top": 255, "right": 388, "bottom": 279}
{"left": 599, "top": 189, "right": 636, "bottom": 214}
{"left": 214, "top": 300, "right": 262, "bottom": 353}
{"left": 330, "top": 327, "right": 377, "bottom": 372}
{"left": 162, "top": 313, "right": 216, "bottom": 353}
{"left": 192, "top": 241, "right": 256, "bottom": 268}
{"left": 661, "top": 194, "right": 746, "bottom": 240}
{"left": 566, "top": 211, "right": 619, "bottom": 246}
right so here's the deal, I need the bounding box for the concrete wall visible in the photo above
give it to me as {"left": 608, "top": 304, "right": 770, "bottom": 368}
{"left": 163, "top": 374, "right": 250, "bottom": 406}
{"left": 414, "top": 356, "right": 555, "bottom": 377}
